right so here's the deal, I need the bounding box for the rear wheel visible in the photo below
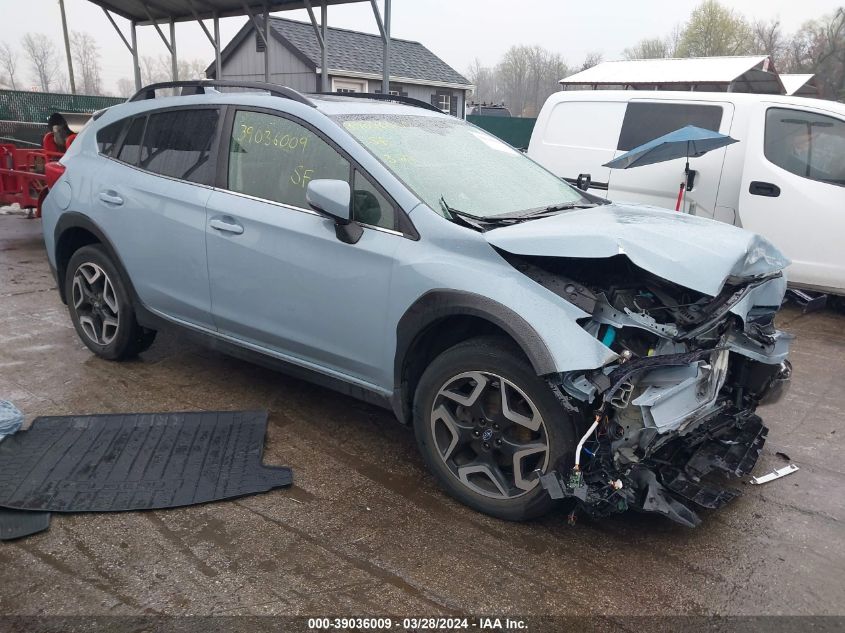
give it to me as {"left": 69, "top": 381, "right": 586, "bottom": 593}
{"left": 413, "top": 336, "right": 576, "bottom": 521}
{"left": 65, "top": 245, "right": 156, "bottom": 360}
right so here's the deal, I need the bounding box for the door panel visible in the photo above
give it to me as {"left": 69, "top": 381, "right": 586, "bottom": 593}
{"left": 90, "top": 158, "right": 213, "bottom": 328}
{"left": 205, "top": 192, "right": 399, "bottom": 385}
{"left": 738, "top": 104, "right": 845, "bottom": 291}
{"left": 206, "top": 108, "right": 400, "bottom": 386}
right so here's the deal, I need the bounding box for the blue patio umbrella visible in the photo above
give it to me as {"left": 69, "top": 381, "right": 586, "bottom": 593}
{"left": 603, "top": 125, "right": 738, "bottom": 211}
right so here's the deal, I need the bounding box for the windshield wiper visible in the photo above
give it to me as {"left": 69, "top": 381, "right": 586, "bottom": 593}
{"left": 514, "top": 202, "right": 597, "bottom": 218}
{"left": 439, "top": 196, "right": 594, "bottom": 229}
{"left": 439, "top": 196, "right": 522, "bottom": 229}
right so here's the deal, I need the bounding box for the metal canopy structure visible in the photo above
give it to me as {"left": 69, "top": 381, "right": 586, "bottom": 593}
{"left": 86, "top": 0, "right": 390, "bottom": 93}
{"left": 560, "top": 56, "right": 786, "bottom": 95}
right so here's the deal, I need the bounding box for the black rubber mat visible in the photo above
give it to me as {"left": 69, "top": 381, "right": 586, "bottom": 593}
{"left": 0, "top": 508, "right": 50, "bottom": 540}
{"left": 0, "top": 410, "right": 291, "bottom": 512}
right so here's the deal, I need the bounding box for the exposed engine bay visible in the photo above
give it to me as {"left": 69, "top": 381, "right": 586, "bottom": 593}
{"left": 505, "top": 252, "right": 792, "bottom": 527}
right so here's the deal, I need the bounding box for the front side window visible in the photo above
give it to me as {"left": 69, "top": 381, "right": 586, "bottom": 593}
{"left": 116, "top": 116, "right": 146, "bottom": 165}
{"left": 140, "top": 109, "right": 219, "bottom": 184}
{"left": 764, "top": 107, "right": 845, "bottom": 187}
{"left": 617, "top": 102, "right": 724, "bottom": 151}
{"left": 227, "top": 110, "right": 350, "bottom": 208}
{"left": 338, "top": 115, "right": 587, "bottom": 218}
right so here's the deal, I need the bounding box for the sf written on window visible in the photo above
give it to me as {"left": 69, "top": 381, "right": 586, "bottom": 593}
{"left": 227, "top": 110, "right": 350, "bottom": 209}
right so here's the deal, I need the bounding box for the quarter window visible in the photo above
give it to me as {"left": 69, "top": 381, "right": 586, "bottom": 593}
{"left": 352, "top": 170, "right": 395, "bottom": 230}
{"left": 227, "top": 110, "right": 350, "bottom": 208}
{"left": 116, "top": 116, "right": 146, "bottom": 165}
{"left": 617, "top": 102, "right": 724, "bottom": 151}
{"left": 139, "top": 109, "right": 219, "bottom": 184}
{"left": 764, "top": 107, "right": 845, "bottom": 187}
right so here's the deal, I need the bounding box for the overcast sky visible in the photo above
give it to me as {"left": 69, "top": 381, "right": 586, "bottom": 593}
{"left": 1, "top": 0, "right": 842, "bottom": 94}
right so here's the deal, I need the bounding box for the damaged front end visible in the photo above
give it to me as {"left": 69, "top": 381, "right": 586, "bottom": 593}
{"left": 510, "top": 253, "right": 792, "bottom": 527}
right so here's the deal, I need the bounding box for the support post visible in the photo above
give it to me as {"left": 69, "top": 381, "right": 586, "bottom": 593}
{"left": 58, "top": 0, "right": 76, "bottom": 94}
{"left": 383, "top": 0, "right": 391, "bottom": 95}
{"left": 242, "top": 2, "right": 270, "bottom": 82}
{"left": 303, "top": 0, "right": 326, "bottom": 90}
{"left": 214, "top": 12, "right": 222, "bottom": 79}
{"left": 170, "top": 19, "right": 178, "bottom": 81}
{"left": 263, "top": 3, "right": 270, "bottom": 83}
{"left": 321, "top": 1, "right": 328, "bottom": 92}
{"left": 131, "top": 21, "right": 141, "bottom": 90}
{"left": 370, "top": 0, "right": 390, "bottom": 94}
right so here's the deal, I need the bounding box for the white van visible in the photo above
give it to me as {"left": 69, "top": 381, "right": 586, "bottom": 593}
{"left": 528, "top": 91, "right": 845, "bottom": 295}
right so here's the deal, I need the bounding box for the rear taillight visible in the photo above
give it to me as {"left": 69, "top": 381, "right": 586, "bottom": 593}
{"left": 44, "top": 161, "right": 65, "bottom": 189}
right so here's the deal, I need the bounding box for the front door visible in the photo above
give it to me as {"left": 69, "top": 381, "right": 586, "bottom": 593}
{"left": 737, "top": 103, "right": 845, "bottom": 292}
{"left": 205, "top": 109, "right": 401, "bottom": 388}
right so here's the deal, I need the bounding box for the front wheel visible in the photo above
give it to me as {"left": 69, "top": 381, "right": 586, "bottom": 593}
{"left": 65, "top": 244, "right": 156, "bottom": 360}
{"left": 412, "top": 336, "right": 576, "bottom": 521}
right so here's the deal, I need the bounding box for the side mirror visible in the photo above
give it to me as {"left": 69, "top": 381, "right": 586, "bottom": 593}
{"left": 576, "top": 173, "right": 591, "bottom": 191}
{"left": 306, "top": 179, "right": 362, "bottom": 244}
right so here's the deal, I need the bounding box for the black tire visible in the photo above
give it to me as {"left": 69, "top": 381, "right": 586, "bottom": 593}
{"left": 413, "top": 336, "right": 576, "bottom": 521}
{"left": 65, "top": 244, "right": 156, "bottom": 360}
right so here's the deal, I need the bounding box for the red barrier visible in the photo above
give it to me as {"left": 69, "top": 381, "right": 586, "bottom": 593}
{"left": 0, "top": 144, "right": 63, "bottom": 218}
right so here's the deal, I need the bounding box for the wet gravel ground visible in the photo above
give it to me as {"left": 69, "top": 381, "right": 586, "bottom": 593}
{"left": 1, "top": 213, "right": 843, "bottom": 620}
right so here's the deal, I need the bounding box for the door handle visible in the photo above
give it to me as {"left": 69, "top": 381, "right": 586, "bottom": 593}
{"left": 209, "top": 218, "right": 244, "bottom": 235}
{"left": 748, "top": 181, "right": 781, "bottom": 197}
{"left": 98, "top": 191, "right": 124, "bottom": 206}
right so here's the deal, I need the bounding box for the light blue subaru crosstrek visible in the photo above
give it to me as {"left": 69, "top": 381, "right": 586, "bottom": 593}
{"left": 42, "top": 80, "right": 793, "bottom": 526}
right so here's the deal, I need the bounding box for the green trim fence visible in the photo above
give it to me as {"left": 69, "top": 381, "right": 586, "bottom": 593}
{"left": 0, "top": 89, "right": 123, "bottom": 125}
{"left": 467, "top": 115, "right": 537, "bottom": 150}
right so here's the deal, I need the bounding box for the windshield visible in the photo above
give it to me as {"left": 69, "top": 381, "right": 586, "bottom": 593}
{"left": 337, "top": 114, "right": 587, "bottom": 218}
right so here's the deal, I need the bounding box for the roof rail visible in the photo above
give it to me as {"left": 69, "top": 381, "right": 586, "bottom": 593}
{"left": 315, "top": 91, "right": 443, "bottom": 113}
{"left": 128, "top": 80, "right": 316, "bottom": 107}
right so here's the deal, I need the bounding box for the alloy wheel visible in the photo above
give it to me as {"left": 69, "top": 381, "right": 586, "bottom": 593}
{"left": 430, "top": 371, "right": 549, "bottom": 499}
{"left": 71, "top": 262, "right": 120, "bottom": 346}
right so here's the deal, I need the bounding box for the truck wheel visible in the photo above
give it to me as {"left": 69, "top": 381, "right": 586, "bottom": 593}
{"left": 65, "top": 245, "right": 156, "bottom": 360}
{"left": 413, "top": 336, "right": 576, "bottom": 521}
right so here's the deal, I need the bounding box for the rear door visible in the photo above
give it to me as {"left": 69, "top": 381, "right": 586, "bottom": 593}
{"left": 91, "top": 106, "right": 220, "bottom": 328}
{"left": 737, "top": 103, "right": 845, "bottom": 292}
{"left": 606, "top": 99, "right": 734, "bottom": 215}
{"left": 205, "top": 108, "right": 401, "bottom": 387}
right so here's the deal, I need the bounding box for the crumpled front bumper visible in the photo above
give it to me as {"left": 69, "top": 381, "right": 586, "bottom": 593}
{"left": 543, "top": 313, "right": 792, "bottom": 527}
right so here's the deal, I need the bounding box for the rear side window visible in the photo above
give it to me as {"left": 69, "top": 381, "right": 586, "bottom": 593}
{"left": 617, "top": 102, "right": 724, "bottom": 151}
{"left": 96, "top": 120, "right": 127, "bottom": 156}
{"left": 764, "top": 107, "right": 845, "bottom": 187}
{"left": 117, "top": 116, "right": 145, "bottom": 165}
{"left": 227, "top": 110, "right": 349, "bottom": 208}
{"left": 139, "top": 109, "right": 219, "bottom": 185}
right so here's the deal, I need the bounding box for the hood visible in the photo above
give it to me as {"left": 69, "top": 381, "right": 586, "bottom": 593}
{"left": 484, "top": 204, "right": 789, "bottom": 296}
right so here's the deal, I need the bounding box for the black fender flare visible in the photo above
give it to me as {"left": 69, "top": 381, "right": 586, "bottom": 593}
{"left": 392, "top": 289, "right": 558, "bottom": 421}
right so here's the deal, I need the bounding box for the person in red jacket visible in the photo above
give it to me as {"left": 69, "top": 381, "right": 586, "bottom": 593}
{"left": 42, "top": 113, "right": 76, "bottom": 155}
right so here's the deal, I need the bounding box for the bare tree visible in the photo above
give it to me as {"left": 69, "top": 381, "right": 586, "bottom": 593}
{"left": 70, "top": 31, "right": 102, "bottom": 95}
{"left": 784, "top": 8, "right": 845, "bottom": 100}
{"left": 623, "top": 37, "right": 673, "bottom": 60}
{"left": 751, "top": 19, "right": 787, "bottom": 66}
{"left": 0, "top": 41, "right": 19, "bottom": 89}
{"left": 116, "top": 77, "right": 135, "bottom": 98}
{"left": 579, "top": 51, "right": 604, "bottom": 71}
{"left": 21, "top": 33, "right": 59, "bottom": 91}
